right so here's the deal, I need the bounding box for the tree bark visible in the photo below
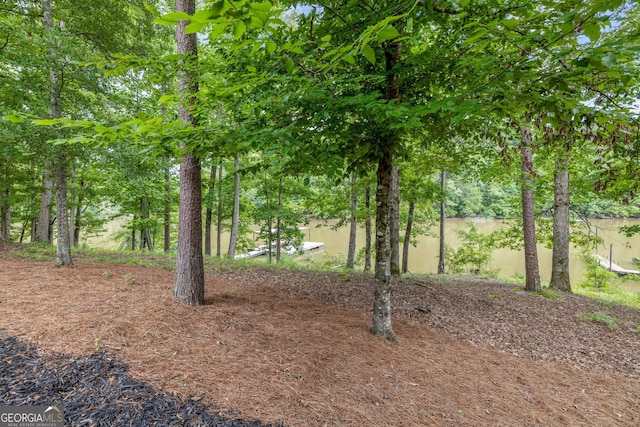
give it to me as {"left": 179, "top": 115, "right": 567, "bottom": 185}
{"left": 54, "top": 150, "right": 72, "bottom": 266}
{"left": 173, "top": 0, "right": 204, "bottom": 306}
{"left": 228, "top": 153, "right": 240, "bottom": 259}
{"left": 73, "top": 185, "right": 82, "bottom": 246}
{"left": 275, "top": 177, "right": 282, "bottom": 263}
{"left": 438, "top": 171, "right": 446, "bottom": 274}
{"left": 364, "top": 185, "right": 372, "bottom": 272}
{"left": 216, "top": 164, "right": 223, "bottom": 257}
{"left": 35, "top": 159, "right": 53, "bottom": 243}
{"left": 520, "top": 126, "right": 541, "bottom": 292}
{"left": 402, "top": 189, "right": 415, "bottom": 274}
{"left": 204, "top": 163, "right": 216, "bottom": 255}
{"left": 371, "top": 40, "right": 401, "bottom": 341}
{"left": 42, "top": 0, "right": 72, "bottom": 266}
{"left": 550, "top": 152, "right": 571, "bottom": 292}
{"left": 68, "top": 162, "right": 76, "bottom": 245}
{"left": 164, "top": 167, "right": 171, "bottom": 252}
{"left": 389, "top": 166, "right": 400, "bottom": 275}
{"left": 0, "top": 172, "right": 10, "bottom": 241}
{"left": 346, "top": 174, "right": 357, "bottom": 269}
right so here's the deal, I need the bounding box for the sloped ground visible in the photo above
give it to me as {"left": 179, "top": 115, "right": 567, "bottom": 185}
{"left": 0, "top": 244, "right": 639, "bottom": 426}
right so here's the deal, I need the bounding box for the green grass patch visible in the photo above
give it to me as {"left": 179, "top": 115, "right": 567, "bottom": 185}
{"left": 577, "top": 311, "right": 619, "bottom": 329}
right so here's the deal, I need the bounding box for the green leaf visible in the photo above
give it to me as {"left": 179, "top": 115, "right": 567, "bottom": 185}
{"left": 606, "top": 123, "right": 618, "bottom": 132}
{"left": 247, "top": 65, "right": 257, "bottom": 73}
{"left": 465, "top": 28, "right": 488, "bottom": 44}
{"left": 321, "top": 35, "right": 331, "bottom": 42}
{"left": 285, "top": 58, "right": 294, "bottom": 74}
{"left": 343, "top": 54, "right": 355, "bottom": 65}
{"left": 250, "top": 1, "right": 272, "bottom": 13}
{"left": 3, "top": 114, "right": 24, "bottom": 123}
{"left": 583, "top": 23, "right": 601, "bottom": 42}
{"left": 601, "top": 52, "right": 617, "bottom": 68}
{"left": 208, "top": 23, "right": 227, "bottom": 40}
{"left": 378, "top": 25, "right": 399, "bottom": 41}
{"left": 459, "top": 0, "right": 470, "bottom": 6}
{"left": 266, "top": 41, "right": 277, "bottom": 53}
{"left": 159, "top": 11, "right": 193, "bottom": 22}
{"left": 185, "top": 21, "right": 207, "bottom": 34}
{"left": 143, "top": 2, "right": 161, "bottom": 17}
{"left": 129, "top": 4, "right": 146, "bottom": 19}
{"left": 362, "top": 44, "right": 375, "bottom": 65}
{"left": 233, "top": 20, "right": 246, "bottom": 39}
{"left": 158, "top": 95, "right": 174, "bottom": 104}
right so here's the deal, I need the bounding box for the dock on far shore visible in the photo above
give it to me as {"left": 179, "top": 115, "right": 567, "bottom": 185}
{"left": 593, "top": 254, "right": 640, "bottom": 277}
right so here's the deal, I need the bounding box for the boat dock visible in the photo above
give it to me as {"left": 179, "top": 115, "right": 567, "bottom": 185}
{"left": 593, "top": 254, "right": 640, "bottom": 276}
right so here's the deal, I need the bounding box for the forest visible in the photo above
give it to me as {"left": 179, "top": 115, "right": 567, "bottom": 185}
{"left": 1, "top": 0, "right": 640, "bottom": 340}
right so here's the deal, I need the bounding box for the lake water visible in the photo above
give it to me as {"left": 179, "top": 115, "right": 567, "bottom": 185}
{"left": 87, "top": 217, "right": 640, "bottom": 293}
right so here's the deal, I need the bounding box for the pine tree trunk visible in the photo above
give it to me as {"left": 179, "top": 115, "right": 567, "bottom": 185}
{"left": 69, "top": 163, "right": 76, "bottom": 244}
{"left": 520, "top": 126, "right": 541, "bottom": 292}
{"left": 550, "top": 152, "right": 571, "bottom": 292}
{"left": 228, "top": 153, "right": 240, "bottom": 259}
{"left": 402, "top": 190, "right": 415, "bottom": 274}
{"left": 389, "top": 166, "right": 400, "bottom": 275}
{"left": 346, "top": 174, "right": 357, "bottom": 269}
{"left": 204, "top": 163, "right": 216, "bottom": 256}
{"left": 54, "top": 149, "right": 72, "bottom": 266}
{"left": 216, "top": 165, "right": 223, "bottom": 257}
{"left": 0, "top": 173, "right": 10, "bottom": 241}
{"left": 275, "top": 177, "right": 282, "bottom": 263}
{"left": 173, "top": 0, "right": 204, "bottom": 305}
{"left": 438, "top": 171, "right": 446, "bottom": 274}
{"left": 364, "top": 185, "right": 372, "bottom": 272}
{"left": 371, "top": 40, "right": 401, "bottom": 341}
{"left": 35, "top": 162, "right": 53, "bottom": 243}
{"left": 164, "top": 168, "right": 171, "bottom": 252}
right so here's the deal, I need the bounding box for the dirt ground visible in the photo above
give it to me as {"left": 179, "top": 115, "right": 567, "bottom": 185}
{"left": 1, "top": 244, "right": 639, "bottom": 426}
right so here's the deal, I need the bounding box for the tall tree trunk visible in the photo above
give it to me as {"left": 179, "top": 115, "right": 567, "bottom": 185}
{"left": 275, "top": 177, "right": 282, "bottom": 263}
{"left": 216, "top": 165, "right": 223, "bottom": 257}
{"left": 73, "top": 184, "right": 82, "bottom": 247}
{"left": 438, "top": 171, "right": 446, "bottom": 274}
{"left": 131, "top": 217, "right": 136, "bottom": 250}
{"left": 140, "top": 198, "right": 152, "bottom": 250}
{"left": 371, "top": 40, "right": 401, "bottom": 341}
{"left": 550, "top": 151, "right": 571, "bottom": 292}
{"left": 364, "top": 185, "right": 372, "bottom": 272}
{"left": 30, "top": 175, "right": 37, "bottom": 242}
{"left": 389, "top": 166, "right": 400, "bottom": 275}
{"left": 164, "top": 167, "right": 171, "bottom": 252}
{"left": 43, "top": 0, "right": 72, "bottom": 266}
{"left": 228, "top": 153, "right": 240, "bottom": 259}
{"left": 173, "top": 0, "right": 204, "bottom": 305}
{"left": 54, "top": 150, "right": 72, "bottom": 266}
{"left": 35, "top": 161, "right": 53, "bottom": 243}
{"left": 402, "top": 189, "right": 415, "bottom": 274}
{"left": 265, "top": 174, "right": 272, "bottom": 264}
{"left": 68, "top": 162, "right": 76, "bottom": 244}
{"left": 346, "top": 174, "right": 357, "bottom": 269}
{"left": 0, "top": 173, "right": 10, "bottom": 241}
{"left": 520, "top": 126, "right": 541, "bottom": 292}
{"left": 204, "top": 163, "right": 216, "bottom": 255}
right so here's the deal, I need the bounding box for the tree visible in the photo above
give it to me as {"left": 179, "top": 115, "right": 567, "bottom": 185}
{"left": 346, "top": 173, "right": 357, "bottom": 269}
{"left": 519, "top": 124, "right": 541, "bottom": 291}
{"left": 173, "top": 0, "right": 204, "bottom": 306}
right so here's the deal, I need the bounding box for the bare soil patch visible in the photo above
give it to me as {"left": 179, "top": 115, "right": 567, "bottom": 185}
{"left": 1, "top": 244, "right": 639, "bottom": 426}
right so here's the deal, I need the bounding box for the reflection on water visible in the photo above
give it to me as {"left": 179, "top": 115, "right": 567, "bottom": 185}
{"left": 88, "top": 216, "right": 640, "bottom": 293}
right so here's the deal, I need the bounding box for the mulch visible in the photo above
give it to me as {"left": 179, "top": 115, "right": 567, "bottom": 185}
{"left": 0, "top": 333, "right": 281, "bottom": 427}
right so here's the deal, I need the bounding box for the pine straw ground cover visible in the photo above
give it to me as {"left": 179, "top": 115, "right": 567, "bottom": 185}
{"left": 0, "top": 244, "right": 638, "bottom": 426}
